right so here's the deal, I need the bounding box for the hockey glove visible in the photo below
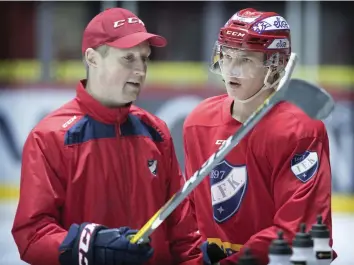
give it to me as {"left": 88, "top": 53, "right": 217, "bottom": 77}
{"left": 59, "top": 223, "right": 153, "bottom": 265}
{"left": 201, "top": 241, "right": 227, "bottom": 265}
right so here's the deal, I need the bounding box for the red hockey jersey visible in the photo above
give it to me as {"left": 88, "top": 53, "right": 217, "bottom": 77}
{"left": 12, "top": 80, "right": 203, "bottom": 265}
{"left": 183, "top": 94, "right": 334, "bottom": 265}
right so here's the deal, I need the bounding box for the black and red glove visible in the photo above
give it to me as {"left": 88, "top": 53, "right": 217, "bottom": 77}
{"left": 59, "top": 223, "right": 153, "bottom": 265}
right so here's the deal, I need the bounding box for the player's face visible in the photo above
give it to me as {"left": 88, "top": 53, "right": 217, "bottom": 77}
{"left": 222, "top": 50, "right": 267, "bottom": 101}
{"left": 95, "top": 42, "right": 150, "bottom": 106}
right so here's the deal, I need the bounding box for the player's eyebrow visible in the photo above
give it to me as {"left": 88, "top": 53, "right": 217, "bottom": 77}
{"left": 222, "top": 48, "right": 259, "bottom": 58}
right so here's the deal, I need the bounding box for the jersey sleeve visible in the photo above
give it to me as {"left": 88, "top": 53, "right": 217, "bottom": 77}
{"left": 11, "top": 130, "right": 68, "bottom": 265}
{"left": 164, "top": 134, "right": 203, "bottom": 265}
{"left": 220, "top": 134, "right": 334, "bottom": 265}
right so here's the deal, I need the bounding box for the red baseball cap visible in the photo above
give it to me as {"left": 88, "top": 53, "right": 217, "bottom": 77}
{"left": 82, "top": 8, "right": 167, "bottom": 53}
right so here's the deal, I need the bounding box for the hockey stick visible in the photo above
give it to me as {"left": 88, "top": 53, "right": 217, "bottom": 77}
{"left": 130, "top": 53, "right": 335, "bottom": 244}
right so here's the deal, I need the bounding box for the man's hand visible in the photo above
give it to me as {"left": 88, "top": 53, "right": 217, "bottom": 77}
{"left": 59, "top": 223, "right": 153, "bottom": 265}
{"left": 200, "top": 241, "right": 227, "bottom": 265}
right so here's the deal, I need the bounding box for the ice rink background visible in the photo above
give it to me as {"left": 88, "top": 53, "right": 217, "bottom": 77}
{"left": 1, "top": 201, "right": 353, "bottom": 264}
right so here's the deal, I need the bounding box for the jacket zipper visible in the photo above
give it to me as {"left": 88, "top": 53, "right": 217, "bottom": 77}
{"left": 116, "top": 123, "right": 131, "bottom": 225}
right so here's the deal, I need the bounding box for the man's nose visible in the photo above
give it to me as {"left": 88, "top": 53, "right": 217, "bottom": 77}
{"left": 226, "top": 62, "right": 243, "bottom": 77}
{"left": 133, "top": 61, "right": 146, "bottom": 76}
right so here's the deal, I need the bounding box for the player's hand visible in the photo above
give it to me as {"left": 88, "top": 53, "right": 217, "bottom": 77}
{"left": 201, "top": 241, "right": 227, "bottom": 265}
{"left": 59, "top": 223, "right": 154, "bottom": 265}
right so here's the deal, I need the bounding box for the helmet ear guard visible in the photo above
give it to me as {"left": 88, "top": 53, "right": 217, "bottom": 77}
{"left": 264, "top": 66, "right": 285, "bottom": 89}
{"left": 263, "top": 52, "right": 287, "bottom": 86}
{"left": 260, "top": 52, "right": 287, "bottom": 93}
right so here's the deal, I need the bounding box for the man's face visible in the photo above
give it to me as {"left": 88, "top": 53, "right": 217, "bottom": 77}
{"left": 220, "top": 49, "right": 267, "bottom": 101}
{"left": 90, "top": 42, "right": 151, "bottom": 107}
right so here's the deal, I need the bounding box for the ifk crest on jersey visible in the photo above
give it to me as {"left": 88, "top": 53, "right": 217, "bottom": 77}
{"left": 291, "top": 151, "right": 319, "bottom": 183}
{"left": 210, "top": 160, "right": 247, "bottom": 223}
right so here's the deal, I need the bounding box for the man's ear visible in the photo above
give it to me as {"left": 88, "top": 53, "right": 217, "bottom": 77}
{"left": 85, "top": 48, "right": 99, "bottom": 68}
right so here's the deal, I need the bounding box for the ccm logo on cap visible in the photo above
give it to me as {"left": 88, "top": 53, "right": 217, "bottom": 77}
{"left": 226, "top": 31, "right": 245, "bottom": 37}
{"left": 113, "top": 17, "right": 145, "bottom": 28}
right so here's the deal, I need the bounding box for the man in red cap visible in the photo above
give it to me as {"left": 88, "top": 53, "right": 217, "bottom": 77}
{"left": 12, "top": 8, "right": 203, "bottom": 265}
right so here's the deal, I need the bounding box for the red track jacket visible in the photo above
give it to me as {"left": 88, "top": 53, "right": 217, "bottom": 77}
{"left": 12, "top": 80, "right": 203, "bottom": 265}
{"left": 183, "top": 94, "right": 335, "bottom": 265}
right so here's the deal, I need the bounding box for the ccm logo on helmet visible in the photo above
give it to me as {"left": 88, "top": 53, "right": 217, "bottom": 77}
{"left": 78, "top": 223, "right": 98, "bottom": 265}
{"left": 226, "top": 31, "right": 245, "bottom": 37}
{"left": 113, "top": 17, "right": 145, "bottom": 28}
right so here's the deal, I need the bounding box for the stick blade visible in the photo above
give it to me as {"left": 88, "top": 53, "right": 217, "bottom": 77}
{"left": 286, "top": 79, "right": 335, "bottom": 120}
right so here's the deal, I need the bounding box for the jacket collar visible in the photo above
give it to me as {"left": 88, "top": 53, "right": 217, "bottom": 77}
{"left": 76, "top": 80, "right": 131, "bottom": 124}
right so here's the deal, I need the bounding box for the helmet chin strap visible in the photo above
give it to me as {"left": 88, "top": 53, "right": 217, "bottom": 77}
{"left": 233, "top": 67, "right": 284, "bottom": 104}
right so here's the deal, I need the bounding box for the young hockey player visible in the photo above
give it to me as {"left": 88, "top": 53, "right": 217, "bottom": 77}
{"left": 183, "top": 8, "right": 335, "bottom": 265}
{"left": 12, "top": 8, "right": 203, "bottom": 265}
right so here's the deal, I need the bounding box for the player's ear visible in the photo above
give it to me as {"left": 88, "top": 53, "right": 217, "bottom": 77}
{"left": 85, "top": 48, "right": 99, "bottom": 68}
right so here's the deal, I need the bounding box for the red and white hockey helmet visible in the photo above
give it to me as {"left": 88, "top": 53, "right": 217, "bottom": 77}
{"left": 210, "top": 8, "right": 291, "bottom": 80}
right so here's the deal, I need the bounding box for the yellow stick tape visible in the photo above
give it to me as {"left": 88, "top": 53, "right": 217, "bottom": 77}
{"left": 129, "top": 208, "right": 161, "bottom": 243}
